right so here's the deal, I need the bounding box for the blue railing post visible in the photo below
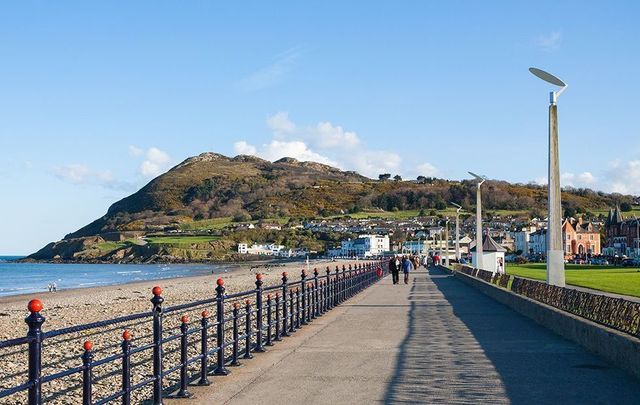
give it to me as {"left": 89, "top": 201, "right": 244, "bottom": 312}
{"left": 150, "top": 286, "right": 164, "bottom": 405}
{"left": 281, "top": 272, "right": 290, "bottom": 337}
{"left": 254, "top": 274, "right": 265, "bottom": 352}
{"left": 175, "top": 315, "right": 191, "bottom": 398}
{"left": 25, "top": 299, "right": 44, "bottom": 405}
{"left": 300, "top": 270, "right": 308, "bottom": 325}
{"left": 230, "top": 303, "right": 241, "bottom": 366}
{"left": 266, "top": 294, "right": 273, "bottom": 346}
{"left": 82, "top": 341, "right": 93, "bottom": 405}
{"left": 213, "top": 279, "right": 229, "bottom": 376}
{"left": 313, "top": 268, "right": 320, "bottom": 317}
{"left": 122, "top": 330, "right": 132, "bottom": 405}
{"left": 197, "top": 310, "right": 210, "bottom": 385}
{"left": 335, "top": 266, "right": 340, "bottom": 307}
{"left": 243, "top": 300, "right": 254, "bottom": 359}
{"left": 326, "top": 267, "right": 332, "bottom": 310}
{"left": 295, "top": 287, "right": 301, "bottom": 329}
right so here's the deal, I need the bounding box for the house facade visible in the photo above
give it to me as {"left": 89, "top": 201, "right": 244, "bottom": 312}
{"left": 562, "top": 217, "right": 601, "bottom": 257}
{"left": 604, "top": 206, "right": 640, "bottom": 257}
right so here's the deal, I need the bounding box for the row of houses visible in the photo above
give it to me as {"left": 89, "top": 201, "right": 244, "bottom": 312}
{"left": 514, "top": 217, "right": 602, "bottom": 258}
{"left": 237, "top": 243, "right": 308, "bottom": 257}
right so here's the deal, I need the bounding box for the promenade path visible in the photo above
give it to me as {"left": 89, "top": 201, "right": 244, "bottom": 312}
{"left": 169, "top": 268, "right": 640, "bottom": 404}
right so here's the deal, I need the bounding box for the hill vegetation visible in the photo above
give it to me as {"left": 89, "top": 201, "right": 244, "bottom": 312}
{"left": 27, "top": 152, "right": 638, "bottom": 262}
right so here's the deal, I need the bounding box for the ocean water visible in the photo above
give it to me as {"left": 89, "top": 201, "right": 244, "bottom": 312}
{"left": 0, "top": 257, "right": 235, "bottom": 297}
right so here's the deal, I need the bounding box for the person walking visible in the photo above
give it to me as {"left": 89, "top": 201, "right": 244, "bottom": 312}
{"left": 389, "top": 256, "right": 400, "bottom": 284}
{"left": 401, "top": 255, "right": 413, "bottom": 284}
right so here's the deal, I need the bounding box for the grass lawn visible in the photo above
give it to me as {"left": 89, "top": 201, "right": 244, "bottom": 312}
{"left": 145, "top": 235, "right": 220, "bottom": 246}
{"left": 506, "top": 263, "right": 640, "bottom": 298}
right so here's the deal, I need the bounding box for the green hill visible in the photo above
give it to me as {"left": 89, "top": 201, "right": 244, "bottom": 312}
{"left": 26, "top": 152, "right": 637, "bottom": 262}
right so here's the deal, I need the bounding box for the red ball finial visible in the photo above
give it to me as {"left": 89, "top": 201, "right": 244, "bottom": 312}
{"left": 256, "top": 273, "right": 263, "bottom": 280}
{"left": 122, "top": 330, "right": 132, "bottom": 341}
{"left": 282, "top": 271, "right": 288, "bottom": 277}
{"left": 245, "top": 299, "right": 251, "bottom": 305}
{"left": 202, "top": 310, "right": 209, "bottom": 317}
{"left": 267, "top": 293, "right": 272, "bottom": 299}
{"left": 234, "top": 302, "right": 240, "bottom": 309}
{"left": 181, "top": 315, "right": 189, "bottom": 323}
{"left": 83, "top": 341, "right": 93, "bottom": 351}
{"left": 216, "top": 278, "right": 224, "bottom": 286}
{"left": 28, "top": 299, "right": 43, "bottom": 313}
{"left": 152, "top": 286, "right": 162, "bottom": 296}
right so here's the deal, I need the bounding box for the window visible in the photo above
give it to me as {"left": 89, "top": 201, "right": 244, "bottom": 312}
{"left": 590, "top": 235, "right": 594, "bottom": 240}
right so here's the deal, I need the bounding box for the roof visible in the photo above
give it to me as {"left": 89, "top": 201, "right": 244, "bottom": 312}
{"left": 469, "top": 234, "right": 507, "bottom": 253}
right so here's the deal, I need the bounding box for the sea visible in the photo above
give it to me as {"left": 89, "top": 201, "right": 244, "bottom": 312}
{"left": 0, "top": 256, "right": 237, "bottom": 297}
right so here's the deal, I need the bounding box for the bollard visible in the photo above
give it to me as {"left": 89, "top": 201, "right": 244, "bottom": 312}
{"left": 82, "top": 341, "right": 93, "bottom": 405}
{"left": 313, "top": 268, "right": 320, "bottom": 317}
{"left": 300, "top": 270, "right": 308, "bottom": 325}
{"left": 122, "top": 330, "right": 132, "bottom": 405}
{"left": 230, "top": 303, "right": 241, "bottom": 366}
{"left": 197, "top": 310, "right": 210, "bottom": 385}
{"left": 213, "top": 279, "right": 229, "bottom": 376}
{"left": 281, "top": 272, "right": 290, "bottom": 337}
{"left": 266, "top": 294, "right": 273, "bottom": 346}
{"left": 150, "top": 286, "right": 164, "bottom": 405}
{"left": 274, "top": 292, "right": 282, "bottom": 341}
{"left": 254, "top": 274, "right": 265, "bottom": 352}
{"left": 174, "top": 316, "right": 191, "bottom": 398}
{"left": 244, "top": 300, "right": 254, "bottom": 359}
{"left": 26, "top": 299, "right": 44, "bottom": 405}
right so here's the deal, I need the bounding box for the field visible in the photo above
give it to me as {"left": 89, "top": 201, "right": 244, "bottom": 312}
{"left": 506, "top": 263, "right": 640, "bottom": 298}
{"left": 145, "top": 235, "right": 220, "bottom": 245}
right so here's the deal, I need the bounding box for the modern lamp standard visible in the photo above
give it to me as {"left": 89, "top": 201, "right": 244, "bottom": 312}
{"left": 530, "top": 67, "right": 567, "bottom": 287}
{"left": 469, "top": 172, "right": 486, "bottom": 269}
{"left": 450, "top": 202, "right": 462, "bottom": 261}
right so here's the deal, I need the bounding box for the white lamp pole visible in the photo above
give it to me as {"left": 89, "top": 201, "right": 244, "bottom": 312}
{"left": 450, "top": 202, "right": 462, "bottom": 261}
{"left": 469, "top": 172, "right": 486, "bottom": 269}
{"left": 530, "top": 67, "right": 567, "bottom": 287}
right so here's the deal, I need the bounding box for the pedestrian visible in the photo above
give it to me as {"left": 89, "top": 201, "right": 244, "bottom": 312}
{"left": 401, "top": 255, "right": 413, "bottom": 284}
{"left": 47, "top": 283, "right": 52, "bottom": 293}
{"left": 52, "top": 282, "right": 57, "bottom": 293}
{"left": 389, "top": 256, "right": 399, "bottom": 285}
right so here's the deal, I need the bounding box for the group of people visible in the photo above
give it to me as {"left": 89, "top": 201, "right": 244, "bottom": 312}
{"left": 47, "top": 282, "right": 57, "bottom": 293}
{"left": 388, "top": 255, "right": 423, "bottom": 285}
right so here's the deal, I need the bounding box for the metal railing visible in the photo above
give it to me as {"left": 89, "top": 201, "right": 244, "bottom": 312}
{"left": 0, "top": 261, "right": 387, "bottom": 404}
{"left": 454, "top": 264, "right": 640, "bottom": 339}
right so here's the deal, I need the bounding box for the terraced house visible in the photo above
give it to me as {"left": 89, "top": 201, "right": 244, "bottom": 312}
{"left": 562, "top": 217, "right": 601, "bottom": 257}
{"left": 604, "top": 206, "right": 640, "bottom": 257}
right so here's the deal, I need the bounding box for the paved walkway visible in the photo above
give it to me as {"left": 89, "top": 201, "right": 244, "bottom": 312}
{"left": 169, "top": 268, "right": 640, "bottom": 404}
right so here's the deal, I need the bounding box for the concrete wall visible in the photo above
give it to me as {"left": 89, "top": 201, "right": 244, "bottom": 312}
{"left": 453, "top": 270, "right": 640, "bottom": 381}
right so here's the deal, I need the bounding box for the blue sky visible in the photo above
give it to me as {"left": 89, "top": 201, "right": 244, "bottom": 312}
{"left": 1, "top": 1, "right": 639, "bottom": 254}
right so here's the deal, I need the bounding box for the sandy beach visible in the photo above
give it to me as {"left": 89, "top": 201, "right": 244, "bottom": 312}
{"left": 0, "top": 258, "right": 366, "bottom": 404}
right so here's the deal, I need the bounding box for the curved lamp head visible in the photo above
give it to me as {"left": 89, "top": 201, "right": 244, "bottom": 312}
{"left": 450, "top": 201, "right": 462, "bottom": 213}
{"left": 529, "top": 67, "right": 567, "bottom": 104}
{"left": 468, "top": 171, "right": 487, "bottom": 187}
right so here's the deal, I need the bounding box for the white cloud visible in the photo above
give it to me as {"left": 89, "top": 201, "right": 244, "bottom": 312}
{"left": 416, "top": 162, "right": 439, "bottom": 177}
{"left": 312, "top": 121, "right": 360, "bottom": 149}
{"left": 130, "top": 146, "right": 172, "bottom": 177}
{"left": 534, "top": 31, "right": 562, "bottom": 51}
{"left": 561, "top": 171, "right": 597, "bottom": 187}
{"left": 128, "top": 145, "right": 144, "bottom": 157}
{"left": 605, "top": 160, "right": 640, "bottom": 195}
{"left": 239, "top": 47, "right": 301, "bottom": 91}
{"left": 350, "top": 151, "right": 401, "bottom": 178}
{"left": 236, "top": 140, "right": 338, "bottom": 167}
{"left": 54, "top": 164, "right": 117, "bottom": 187}
{"left": 233, "top": 141, "right": 257, "bottom": 156}
{"left": 266, "top": 112, "right": 296, "bottom": 135}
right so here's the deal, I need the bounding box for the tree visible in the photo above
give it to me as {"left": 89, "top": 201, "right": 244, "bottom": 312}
{"left": 417, "top": 175, "right": 427, "bottom": 184}
{"left": 393, "top": 175, "right": 402, "bottom": 181}
{"left": 621, "top": 202, "right": 632, "bottom": 212}
{"left": 378, "top": 173, "right": 391, "bottom": 181}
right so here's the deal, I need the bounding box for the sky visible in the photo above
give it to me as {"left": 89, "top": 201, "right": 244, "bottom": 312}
{"left": 1, "top": 1, "right": 640, "bottom": 254}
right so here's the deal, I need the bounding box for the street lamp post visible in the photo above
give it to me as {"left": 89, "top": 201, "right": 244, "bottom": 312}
{"left": 450, "top": 202, "right": 462, "bottom": 261}
{"left": 444, "top": 218, "right": 450, "bottom": 267}
{"left": 469, "top": 172, "right": 487, "bottom": 269}
{"left": 530, "top": 67, "right": 567, "bottom": 287}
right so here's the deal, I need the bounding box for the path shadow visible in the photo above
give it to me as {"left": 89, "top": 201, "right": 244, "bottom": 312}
{"left": 384, "top": 267, "right": 640, "bottom": 404}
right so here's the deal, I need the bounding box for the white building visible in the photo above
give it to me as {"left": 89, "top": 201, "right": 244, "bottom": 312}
{"left": 341, "top": 234, "right": 389, "bottom": 257}
{"left": 514, "top": 226, "right": 537, "bottom": 255}
{"left": 470, "top": 234, "right": 507, "bottom": 273}
{"left": 402, "top": 240, "right": 428, "bottom": 254}
{"left": 237, "top": 243, "right": 286, "bottom": 256}
{"left": 529, "top": 229, "right": 547, "bottom": 255}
